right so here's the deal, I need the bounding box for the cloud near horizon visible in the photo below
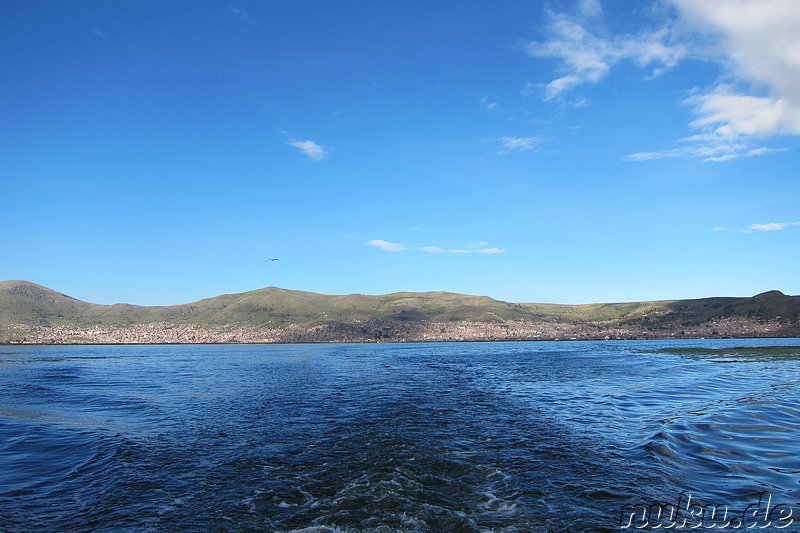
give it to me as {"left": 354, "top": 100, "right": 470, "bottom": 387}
{"left": 368, "top": 240, "right": 506, "bottom": 254}
{"left": 421, "top": 246, "right": 470, "bottom": 254}
{"left": 745, "top": 221, "right": 800, "bottom": 232}
{"left": 528, "top": 0, "right": 800, "bottom": 162}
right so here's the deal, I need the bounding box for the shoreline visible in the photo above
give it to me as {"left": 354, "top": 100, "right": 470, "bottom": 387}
{"left": 5, "top": 336, "right": 800, "bottom": 347}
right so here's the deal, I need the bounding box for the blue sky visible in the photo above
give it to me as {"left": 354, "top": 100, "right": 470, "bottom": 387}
{"left": 2, "top": 0, "right": 798, "bottom": 306}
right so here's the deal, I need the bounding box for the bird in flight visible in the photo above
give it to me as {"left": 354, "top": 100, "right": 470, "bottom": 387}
{"left": 266, "top": 258, "right": 280, "bottom": 262}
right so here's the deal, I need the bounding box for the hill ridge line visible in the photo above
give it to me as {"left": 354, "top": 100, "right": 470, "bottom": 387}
{"left": 1, "top": 280, "right": 798, "bottom": 344}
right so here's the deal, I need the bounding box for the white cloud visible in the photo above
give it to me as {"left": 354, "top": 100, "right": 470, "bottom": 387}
{"left": 499, "top": 136, "right": 543, "bottom": 152}
{"left": 687, "top": 86, "right": 800, "bottom": 138}
{"left": 746, "top": 222, "right": 800, "bottom": 232}
{"left": 745, "top": 147, "right": 788, "bottom": 158}
{"left": 530, "top": 0, "right": 800, "bottom": 161}
{"left": 526, "top": 19, "right": 612, "bottom": 101}
{"left": 422, "top": 246, "right": 470, "bottom": 254}
{"left": 368, "top": 239, "right": 507, "bottom": 255}
{"left": 369, "top": 238, "right": 506, "bottom": 254}
{"left": 713, "top": 226, "right": 726, "bottom": 231}
{"left": 367, "top": 239, "right": 406, "bottom": 252}
{"left": 289, "top": 139, "right": 328, "bottom": 161}
{"left": 623, "top": 150, "right": 681, "bottom": 162}
{"left": 672, "top": 0, "right": 800, "bottom": 101}
{"left": 661, "top": 0, "right": 800, "bottom": 159}
{"left": 526, "top": 9, "right": 686, "bottom": 101}
{"left": 623, "top": 137, "right": 785, "bottom": 163}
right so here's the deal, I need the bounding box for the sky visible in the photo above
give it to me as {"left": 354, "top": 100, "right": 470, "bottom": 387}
{"left": 1, "top": 0, "right": 799, "bottom": 306}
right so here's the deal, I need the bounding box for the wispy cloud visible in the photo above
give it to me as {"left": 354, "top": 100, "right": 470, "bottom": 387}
{"left": 422, "top": 241, "right": 506, "bottom": 254}
{"left": 745, "top": 221, "right": 800, "bottom": 232}
{"left": 623, "top": 137, "right": 787, "bottom": 163}
{"left": 93, "top": 29, "right": 107, "bottom": 40}
{"left": 368, "top": 239, "right": 506, "bottom": 254}
{"left": 228, "top": 5, "right": 260, "bottom": 28}
{"left": 367, "top": 239, "right": 406, "bottom": 252}
{"left": 288, "top": 139, "right": 328, "bottom": 161}
{"left": 499, "top": 136, "right": 543, "bottom": 153}
{"left": 529, "top": 0, "right": 800, "bottom": 161}
{"left": 421, "top": 246, "right": 470, "bottom": 254}
{"left": 526, "top": 8, "right": 686, "bottom": 102}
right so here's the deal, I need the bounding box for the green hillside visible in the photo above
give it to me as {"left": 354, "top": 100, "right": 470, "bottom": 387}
{"left": 0, "top": 280, "right": 97, "bottom": 325}
{"left": 1, "top": 280, "right": 799, "bottom": 336}
{"left": 0, "top": 281, "right": 548, "bottom": 328}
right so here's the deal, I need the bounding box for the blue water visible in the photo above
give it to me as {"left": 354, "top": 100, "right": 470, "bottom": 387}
{"left": 1, "top": 339, "right": 799, "bottom": 531}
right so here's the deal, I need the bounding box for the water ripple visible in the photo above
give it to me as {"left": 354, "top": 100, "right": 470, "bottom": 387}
{"left": 1, "top": 340, "right": 799, "bottom": 531}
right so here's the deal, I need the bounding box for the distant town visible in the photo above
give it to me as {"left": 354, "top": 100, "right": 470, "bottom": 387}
{"left": 5, "top": 315, "right": 798, "bottom": 345}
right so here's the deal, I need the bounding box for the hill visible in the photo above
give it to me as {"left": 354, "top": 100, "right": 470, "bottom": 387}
{"left": 0, "top": 280, "right": 561, "bottom": 328}
{"left": 1, "top": 280, "right": 799, "bottom": 344}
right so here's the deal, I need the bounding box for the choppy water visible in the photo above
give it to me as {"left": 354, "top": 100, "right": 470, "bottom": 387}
{"left": 1, "top": 339, "right": 799, "bottom": 532}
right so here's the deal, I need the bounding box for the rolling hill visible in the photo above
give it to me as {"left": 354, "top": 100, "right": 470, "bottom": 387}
{"left": 1, "top": 280, "right": 799, "bottom": 343}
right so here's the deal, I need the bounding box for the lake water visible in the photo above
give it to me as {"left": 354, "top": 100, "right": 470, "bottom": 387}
{"left": 1, "top": 339, "right": 799, "bottom": 532}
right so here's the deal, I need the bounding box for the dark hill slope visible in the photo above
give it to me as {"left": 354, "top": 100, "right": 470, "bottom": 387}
{"left": 662, "top": 290, "right": 800, "bottom": 324}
